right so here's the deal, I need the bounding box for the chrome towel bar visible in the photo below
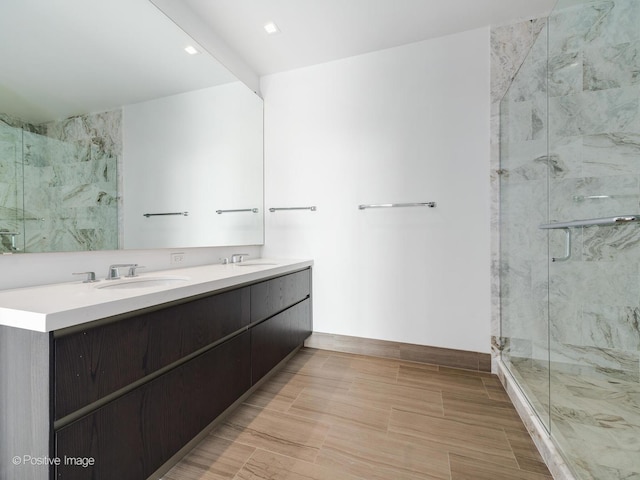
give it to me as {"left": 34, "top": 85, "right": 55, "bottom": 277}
{"left": 269, "top": 206, "right": 317, "bottom": 212}
{"left": 358, "top": 202, "right": 437, "bottom": 210}
{"left": 143, "top": 212, "right": 189, "bottom": 218}
{"left": 216, "top": 208, "right": 259, "bottom": 214}
{"left": 539, "top": 215, "right": 639, "bottom": 229}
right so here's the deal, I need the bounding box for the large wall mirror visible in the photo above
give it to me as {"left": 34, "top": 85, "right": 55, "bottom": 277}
{"left": 0, "top": 0, "right": 264, "bottom": 253}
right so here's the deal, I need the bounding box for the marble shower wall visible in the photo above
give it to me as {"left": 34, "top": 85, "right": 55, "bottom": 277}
{"left": 490, "top": 18, "right": 547, "bottom": 362}
{"left": 496, "top": 20, "right": 552, "bottom": 429}
{"left": 546, "top": 0, "right": 640, "bottom": 381}
{"left": 0, "top": 110, "right": 120, "bottom": 253}
{"left": 497, "top": 0, "right": 640, "bottom": 380}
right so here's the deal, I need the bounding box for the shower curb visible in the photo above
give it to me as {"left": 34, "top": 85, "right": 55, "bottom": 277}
{"left": 496, "top": 359, "right": 577, "bottom": 480}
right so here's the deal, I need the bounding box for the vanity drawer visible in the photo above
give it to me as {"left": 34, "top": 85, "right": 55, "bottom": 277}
{"left": 55, "top": 331, "right": 251, "bottom": 480}
{"left": 250, "top": 268, "right": 310, "bottom": 324}
{"left": 54, "top": 286, "right": 250, "bottom": 419}
{"left": 251, "top": 298, "right": 311, "bottom": 384}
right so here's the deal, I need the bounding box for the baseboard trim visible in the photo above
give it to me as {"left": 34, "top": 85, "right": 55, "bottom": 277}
{"left": 305, "top": 332, "right": 491, "bottom": 372}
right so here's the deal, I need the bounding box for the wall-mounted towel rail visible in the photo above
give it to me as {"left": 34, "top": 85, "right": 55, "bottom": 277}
{"left": 539, "top": 215, "right": 640, "bottom": 229}
{"left": 269, "top": 206, "right": 317, "bottom": 212}
{"left": 143, "top": 212, "right": 189, "bottom": 218}
{"left": 358, "top": 202, "right": 437, "bottom": 210}
{"left": 216, "top": 208, "right": 259, "bottom": 214}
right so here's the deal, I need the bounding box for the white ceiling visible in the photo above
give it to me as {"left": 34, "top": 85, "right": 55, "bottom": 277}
{"left": 179, "top": 0, "right": 557, "bottom": 76}
{"left": 1, "top": 0, "right": 556, "bottom": 124}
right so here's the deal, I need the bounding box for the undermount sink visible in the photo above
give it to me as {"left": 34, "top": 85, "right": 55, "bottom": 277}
{"left": 235, "top": 261, "right": 280, "bottom": 267}
{"left": 95, "top": 275, "right": 189, "bottom": 290}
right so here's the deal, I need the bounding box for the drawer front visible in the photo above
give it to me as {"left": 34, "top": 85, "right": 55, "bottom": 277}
{"left": 55, "top": 286, "right": 250, "bottom": 419}
{"left": 251, "top": 298, "right": 310, "bottom": 384}
{"left": 55, "top": 331, "right": 251, "bottom": 480}
{"left": 250, "top": 268, "right": 310, "bottom": 324}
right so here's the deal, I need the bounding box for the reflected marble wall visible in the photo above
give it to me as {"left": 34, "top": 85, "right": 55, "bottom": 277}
{"left": 0, "top": 120, "right": 24, "bottom": 251}
{"left": 0, "top": 110, "right": 120, "bottom": 253}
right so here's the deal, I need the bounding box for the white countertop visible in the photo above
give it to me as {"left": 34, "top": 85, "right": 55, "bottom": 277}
{"left": 0, "top": 259, "right": 313, "bottom": 333}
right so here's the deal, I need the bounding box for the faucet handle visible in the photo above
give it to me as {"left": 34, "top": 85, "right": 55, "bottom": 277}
{"left": 231, "top": 253, "right": 249, "bottom": 263}
{"left": 73, "top": 271, "right": 98, "bottom": 283}
{"left": 126, "top": 265, "right": 145, "bottom": 277}
{"left": 107, "top": 263, "right": 137, "bottom": 280}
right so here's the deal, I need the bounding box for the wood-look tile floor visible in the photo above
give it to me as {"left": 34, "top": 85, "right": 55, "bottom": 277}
{"left": 163, "top": 348, "right": 552, "bottom": 480}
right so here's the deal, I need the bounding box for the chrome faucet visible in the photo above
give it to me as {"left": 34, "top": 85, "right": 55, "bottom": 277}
{"left": 231, "top": 253, "right": 249, "bottom": 263}
{"left": 106, "top": 263, "right": 139, "bottom": 280}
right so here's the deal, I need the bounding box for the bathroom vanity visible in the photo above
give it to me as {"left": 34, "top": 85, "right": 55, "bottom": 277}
{"left": 0, "top": 259, "right": 312, "bottom": 480}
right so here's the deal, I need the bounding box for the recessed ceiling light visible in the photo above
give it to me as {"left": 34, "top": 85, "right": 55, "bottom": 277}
{"left": 264, "top": 22, "right": 280, "bottom": 35}
{"left": 184, "top": 45, "right": 200, "bottom": 55}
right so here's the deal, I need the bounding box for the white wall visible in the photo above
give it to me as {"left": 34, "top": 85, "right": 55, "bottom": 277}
{"left": 123, "top": 82, "right": 263, "bottom": 249}
{"left": 262, "top": 27, "right": 491, "bottom": 353}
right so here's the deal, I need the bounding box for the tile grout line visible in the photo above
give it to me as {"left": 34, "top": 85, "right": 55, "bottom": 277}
{"left": 230, "top": 446, "right": 260, "bottom": 480}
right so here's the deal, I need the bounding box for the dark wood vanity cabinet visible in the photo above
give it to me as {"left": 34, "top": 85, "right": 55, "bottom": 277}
{"left": 250, "top": 268, "right": 312, "bottom": 383}
{"left": 55, "top": 332, "right": 251, "bottom": 480}
{"left": 0, "top": 267, "right": 311, "bottom": 480}
{"left": 251, "top": 299, "right": 311, "bottom": 383}
{"left": 54, "top": 286, "right": 251, "bottom": 419}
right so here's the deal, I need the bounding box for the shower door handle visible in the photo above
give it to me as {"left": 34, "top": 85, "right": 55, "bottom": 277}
{"left": 552, "top": 228, "right": 571, "bottom": 262}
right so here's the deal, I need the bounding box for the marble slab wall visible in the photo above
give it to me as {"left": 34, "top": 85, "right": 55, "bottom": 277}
{"left": 546, "top": 0, "right": 640, "bottom": 384}
{"left": 490, "top": 18, "right": 547, "bottom": 363}
{"left": 0, "top": 111, "right": 120, "bottom": 253}
{"left": 496, "top": 1, "right": 640, "bottom": 478}
{"left": 495, "top": 0, "right": 640, "bottom": 379}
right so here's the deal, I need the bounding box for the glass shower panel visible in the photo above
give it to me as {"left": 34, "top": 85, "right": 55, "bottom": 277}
{"left": 499, "top": 23, "right": 551, "bottom": 430}
{"left": 547, "top": 0, "right": 640, "bottom": 477}
{"left": 0, "top": 121, "right": 24, "bottom": 253}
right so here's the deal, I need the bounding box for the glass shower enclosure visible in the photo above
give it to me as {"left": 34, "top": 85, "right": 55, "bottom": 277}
{"left": 500, "top": 0, "right": 640, "bottom": 478}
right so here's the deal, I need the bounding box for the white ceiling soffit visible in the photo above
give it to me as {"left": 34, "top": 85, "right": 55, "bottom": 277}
{"left": 150, "top": 0, "right": 261, "bottom": 94}
{"left": 176, "top": 0, "right": 557, "bottom": 77}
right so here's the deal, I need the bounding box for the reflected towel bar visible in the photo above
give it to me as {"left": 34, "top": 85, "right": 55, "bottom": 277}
{"left": 269, "top": 206, "right": 317, "bottom": 212}
{"left": 143, "top": 212, "right": 189, "bottom": 218}
{"left": 216, "top": 208, "right": 259, "bottom": 214}
{"left": 539, "top": 215, "right": 640, "bottom": 229}
{"left": 358, "top": 202, "right": 437, "bottom": 210}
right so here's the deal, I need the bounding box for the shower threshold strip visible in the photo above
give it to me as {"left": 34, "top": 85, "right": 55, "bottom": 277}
{"left": 539, "top": 214, "right": 640, "bottom": 230}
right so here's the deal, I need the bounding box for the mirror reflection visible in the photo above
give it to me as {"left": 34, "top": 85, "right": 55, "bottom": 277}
{"left": 0, "top": 0, "right": 264, "bottom": 253}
